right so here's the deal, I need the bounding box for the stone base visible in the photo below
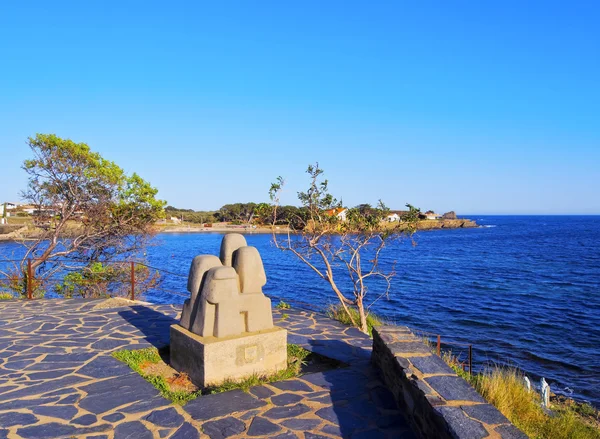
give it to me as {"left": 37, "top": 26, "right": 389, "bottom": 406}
{"left": 170, "top": 324, "right": 287, "bottom": 388}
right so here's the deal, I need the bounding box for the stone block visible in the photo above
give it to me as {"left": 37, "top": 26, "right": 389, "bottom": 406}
{"left": 425, "top": 376, "right": 486, "bottom": 403}
{"left": 462, "top": 403, "right": 509, "bottom": 425}
{"left": 170, "top": 324, "right": 287, "bottom": 387}
{"left": 409, "top": 355, "right": 455, "bottom": 375}
{"left": 434, "top": 406, "right": 489, "bottom": 439}
{"left": 495, "top": 424, "right": 529, "bottom": 439}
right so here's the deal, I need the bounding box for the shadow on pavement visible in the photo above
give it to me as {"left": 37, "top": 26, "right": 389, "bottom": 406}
{"left": 303, "top": 338, "right": 416, "bottom": 439}
{"left": 118, "top": 305, "right": 177, "bottom": 348}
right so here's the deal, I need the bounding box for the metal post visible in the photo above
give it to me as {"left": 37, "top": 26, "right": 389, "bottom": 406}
{"left": 130, "top": 261, "right": 135, "bottom": 301}
{"left": 27, "top": 258, "right": 33, "bottom": 300}
{"left": 468, "top": 345, "right": 473, "bottom": 375}
{"left": 437, "top": 335, "right": 441, "bottom": 356}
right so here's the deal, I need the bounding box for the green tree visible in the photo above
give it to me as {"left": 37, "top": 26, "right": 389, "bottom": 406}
{"left": 5, "top": 134, "right": 166, "bottom": 298}
{"left": 269, "top": 164, "right": 418, "bottom": 334}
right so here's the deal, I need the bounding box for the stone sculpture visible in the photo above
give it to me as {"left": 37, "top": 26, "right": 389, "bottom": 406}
{"left": 179, "top": 233, "right": 273, "bottom": 338}
{"left": 170, "top": 233, "right": 286, "bottom": 387}
{"left": 540, "top": 377, "right": 550, "bottom": 408}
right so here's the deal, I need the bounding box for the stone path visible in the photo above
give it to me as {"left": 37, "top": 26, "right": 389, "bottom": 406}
{"left": 0, "top": 300, "right": 416, "bottom": 438}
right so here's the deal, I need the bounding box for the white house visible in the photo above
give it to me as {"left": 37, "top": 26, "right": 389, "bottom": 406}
{"left": 386, "top": 213, "right": 401, "bottom": 222}
{"left": 170, "top": 216, "right": 182, "bottom": 224}
{"left": 4, "top": 202, "right": 18, "bottom": 210}
{"left": 20, "top": 205, "right": 37, "bottom": 215}
{"left": 424, "top": 212, "right": 442, "bottom": 220}
{"left": 325, "top": 207, "right": 347, "bottom": 221}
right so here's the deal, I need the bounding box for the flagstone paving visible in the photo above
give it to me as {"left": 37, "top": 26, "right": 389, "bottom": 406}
{"left": 0, "top": 299, "right": 416, "bottom": 438}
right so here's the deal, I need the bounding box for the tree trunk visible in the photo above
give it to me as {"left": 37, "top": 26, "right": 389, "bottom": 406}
{"left": 356, "top": 296, "right": 369, "bottom": 334}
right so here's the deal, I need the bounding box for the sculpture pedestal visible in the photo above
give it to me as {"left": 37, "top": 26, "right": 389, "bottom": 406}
{"left": 170, "top": 324, "right": 287, "bottom": 388}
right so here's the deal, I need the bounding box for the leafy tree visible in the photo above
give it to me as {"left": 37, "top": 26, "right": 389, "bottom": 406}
{"left": 268, "top": 163, "right": 418, "bottom": 334}
{"left": 402, "top": 204, "right": 422, "bottom": 223}
{"left": 3, "top": 134, "right": 165, "bottom": 298}
{"left": 217, "top": 203, "right": 258, "bottom": 223}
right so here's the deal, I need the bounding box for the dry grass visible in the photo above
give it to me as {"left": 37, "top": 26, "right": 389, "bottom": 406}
{"left": 440, "top": 350, "right": 600, "bottom": 439}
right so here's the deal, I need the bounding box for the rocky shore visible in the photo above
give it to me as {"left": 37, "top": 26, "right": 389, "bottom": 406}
{"left": 415, "top": 219, "right": 478, "bottom": 230}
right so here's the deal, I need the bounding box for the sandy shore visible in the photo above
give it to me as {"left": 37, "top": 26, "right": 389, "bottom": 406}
{"left": 159, "top": 225, "right": 291, "bottom": 234}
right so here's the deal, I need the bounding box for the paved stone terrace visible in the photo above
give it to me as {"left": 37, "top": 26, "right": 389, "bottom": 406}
{"left": 0, "top": 299, "right": 417, "bottom": 439}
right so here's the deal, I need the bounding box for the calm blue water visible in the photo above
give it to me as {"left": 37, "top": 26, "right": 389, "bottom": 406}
{"left": 1, "top": 216, "right": 599, "bottom": 406}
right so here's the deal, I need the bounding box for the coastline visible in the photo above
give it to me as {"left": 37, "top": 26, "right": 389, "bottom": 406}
{"left": 157, "top": 219, "right": 479, "bottom": 234}
{"left": 0, "top": 218, "right": 479, "bottom": 241}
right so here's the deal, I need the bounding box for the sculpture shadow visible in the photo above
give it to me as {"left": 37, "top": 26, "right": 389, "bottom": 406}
{"left": 118, "top": 305, "right": 178, "bottom": 349}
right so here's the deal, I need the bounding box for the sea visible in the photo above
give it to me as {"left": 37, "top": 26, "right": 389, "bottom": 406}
{"left": 1, "top": 215, "right": 599, "bottom": 407}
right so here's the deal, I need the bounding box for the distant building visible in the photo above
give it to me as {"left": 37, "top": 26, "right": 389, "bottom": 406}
{"left": 422, "top": 210, "right": 442, "bottom": 220}
{"left": 325, "top": 207, "right": 347, "bottom": 221}
{"left": 4, "top": 202, "right": 18, "bottom": 210}
{"left": 19, "top": 205, "right": 37, "bottom": 215}
{"left": 385, "top": 210, "right": 409, "bottom": 222}
{"left": 170, "top": 216, "right": 182, "bottom": 224}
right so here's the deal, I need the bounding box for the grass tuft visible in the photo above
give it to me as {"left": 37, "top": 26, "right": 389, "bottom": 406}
{"left": 275, "top": 300, "right": 291, "bottom": 309}
{"left": 113, "top": 343, "right": 333, "bottom": 404}
{"left": 327, "top": 304, "right": 382, "bottom": 336}
{"left": 0, "top": 293, "right": 14, "bottom": 301}
{"left": 112, "top": 347, "right": 198, "bottom": 404}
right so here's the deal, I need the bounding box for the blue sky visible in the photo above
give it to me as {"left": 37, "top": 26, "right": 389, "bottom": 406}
{"left": 1, "top": 1, "right": 598, "bottom": 214}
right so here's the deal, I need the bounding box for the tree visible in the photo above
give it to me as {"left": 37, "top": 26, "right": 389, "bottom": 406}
{"left": 217, "top": 203, "right": 258, "bottom": 223}
{"left": 2, "top": 134, "right": 165, "bottom": 297}
{"left": 268, "top": 163, "right": 418, "bottom": 334}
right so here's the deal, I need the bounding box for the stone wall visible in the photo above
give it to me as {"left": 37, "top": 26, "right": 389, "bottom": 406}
{"left": 371, "top": 326, "right": 527, "bottom": 439}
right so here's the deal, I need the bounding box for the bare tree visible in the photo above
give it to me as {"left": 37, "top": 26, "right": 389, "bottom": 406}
{"left": 269, "top": 163, "right": 418, "bottom": 334}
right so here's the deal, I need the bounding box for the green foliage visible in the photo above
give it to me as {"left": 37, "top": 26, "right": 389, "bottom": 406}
{"left": 0, "top": 270, "right": 45, "bottom": 299}
{"left": 54, "top": 262, "right": 159, "bottom": 299}
{"left": 402, "top": 203, "right": 422, "bottom": 227}
{"left": 14, "top": 134, "right": 166, "bottom": 295}
{"left": 275, "top": 300, "right": 291, "bottom": 309}
{"left": 164, "top": 206, "right": 218, "bottom": 224}
{"left": 327, "top": 305, "right": 383, "bottom": 337}
{"left": 216, "top": 203, "right": 258, "bottom": 223}
{"left": 0, "top": 293, "right": 14, "bottom": 300}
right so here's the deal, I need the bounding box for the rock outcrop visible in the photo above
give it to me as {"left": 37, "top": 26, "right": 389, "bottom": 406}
{"left": 442, "top": 211, "right": 457, "bottom": 220}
